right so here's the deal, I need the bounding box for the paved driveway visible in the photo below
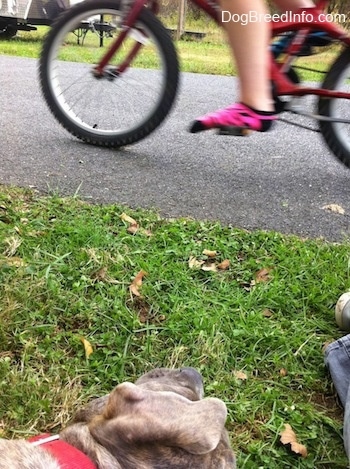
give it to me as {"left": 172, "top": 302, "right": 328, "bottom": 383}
{"left": 1, "top": 55, "right": 350, "bottom": 241}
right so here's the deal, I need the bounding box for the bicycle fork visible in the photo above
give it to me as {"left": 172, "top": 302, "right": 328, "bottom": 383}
{"left": 92, "top": 0, "right": 152, "bottom": 78}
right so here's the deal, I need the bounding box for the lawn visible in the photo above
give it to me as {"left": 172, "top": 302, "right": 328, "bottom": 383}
{"left": 0, "top": 21, "right": 342, "bottom": 79}
{"left": 0, "top": 185, "right": 349, "bottom": 468}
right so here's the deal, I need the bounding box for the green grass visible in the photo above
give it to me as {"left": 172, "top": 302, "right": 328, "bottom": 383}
{"left": 0, "top": 23, "right": 340, "bottom": 79}
{"left": 0, "top": 184, "right": 350, "bottom": 468}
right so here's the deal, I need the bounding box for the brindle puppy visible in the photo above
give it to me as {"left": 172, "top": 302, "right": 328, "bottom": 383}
{"left": 0, "top": 367, "right": 236, "bottom": 468}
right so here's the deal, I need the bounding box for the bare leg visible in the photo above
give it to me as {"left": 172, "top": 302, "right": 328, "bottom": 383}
{"left": 219, "top": 0, "right": 315, "bottom": 111}
{"left": 190, "top": 0, "right": 316, "bottom": 133}
{"left": 274, "top": 0, "right": 314, "bottom": 11}
{"left": 219, "top": 0, "right": 272, "bottom": 111}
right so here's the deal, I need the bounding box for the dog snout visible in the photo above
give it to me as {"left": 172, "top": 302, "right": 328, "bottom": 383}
{"left": 180, "top": 367, "right": 204, "bottom": 399}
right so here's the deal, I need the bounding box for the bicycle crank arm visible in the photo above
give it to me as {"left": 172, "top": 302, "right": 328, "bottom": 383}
{"left": 217, "top": 127, "right": 252, "bottom": 136}
{"left": 287, "top": 109, "right": 350, "bottom": 124}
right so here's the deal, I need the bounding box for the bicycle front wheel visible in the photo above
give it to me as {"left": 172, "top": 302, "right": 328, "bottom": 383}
{"left": 318, "top": 48, "right": 350, "bottom": 168}
{"left": 39, "top": 0, "right": 179, "bottom": 147}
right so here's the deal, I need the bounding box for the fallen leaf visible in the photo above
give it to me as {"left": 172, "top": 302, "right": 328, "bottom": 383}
{"left": 280, "top": 368, "right": 288, "bottom": 377}
{"left": 141, "top": 228, "right": 153, "bottom": 237}
{"left": 322, "top": 204, "right": 345, "bottom": 215}
{"left": 80, "top": 337, "right": 93, "bottom": 359}
{"left": 254, "top": 267, "right": 272, "bottom": 284}
{"left": 201, "top": 262, "right": 218, "bottom": 272}
{"left": 217, "top": 259, "right": 230, "bottom": 270}
{"left": 120, "top": 213, "right": 138, "bottom": 225}
{"left": 262, "top": 308, "right": 273, "bottom": 318}
{"left": 90, "top": 266, "right": 108, "bottom": 281}
{"left": 203, "top": 249, "right": 217, "bottom": 258}
{"left": 129, "top": 270, "right": 147, "bottom": 297}
{"left": 121, "top": 212, "right": 139, "bottom": 234}
{"left": 233, "top": 370, "right": 248, "bottom": 380}
{"left": 280, "top": 424, "right": 308, "bottom": 458}
{"left": 127, "top": 224, "right": 139, "bottom": 235}
{"left": 121, "top": 212, "right": 152, "bottom": 236}
{"left": 189, "top": 256, "right": 204, "bottom": 269}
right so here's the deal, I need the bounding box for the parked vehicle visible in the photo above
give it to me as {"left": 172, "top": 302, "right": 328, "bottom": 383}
{"left": 0, "top": 0, "right": 67, "bottom": 38}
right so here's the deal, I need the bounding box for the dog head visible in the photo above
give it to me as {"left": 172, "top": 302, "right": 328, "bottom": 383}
{"left": 61, "top": 367, "right": 236, "bottom": 468}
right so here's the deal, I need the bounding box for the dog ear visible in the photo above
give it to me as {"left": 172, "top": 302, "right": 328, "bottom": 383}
{"left": 89, "top": 382, "right": 227, "bottom": 455}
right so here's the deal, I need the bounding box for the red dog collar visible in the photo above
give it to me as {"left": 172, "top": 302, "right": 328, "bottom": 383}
{"left": 28, "top": 434, "right": 96, "bottom": 469}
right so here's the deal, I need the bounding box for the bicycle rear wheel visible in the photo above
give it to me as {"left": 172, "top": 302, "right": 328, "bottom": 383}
{"left": 39, "top": 0, "right": 179, "bottom": 147}
{"left": 318, "top": 48, "right": 350, "bottom": 168}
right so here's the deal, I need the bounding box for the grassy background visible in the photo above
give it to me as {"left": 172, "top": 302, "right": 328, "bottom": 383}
{"left": 0, "top": 20, "right": 341, "bottom": 79}
{"left": 0, "top": 185, "right": 349, "bottom": 468}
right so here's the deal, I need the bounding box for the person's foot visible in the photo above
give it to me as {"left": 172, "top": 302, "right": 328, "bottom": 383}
{"left": 189, "top": 103, "right": 277, "bottom": 134}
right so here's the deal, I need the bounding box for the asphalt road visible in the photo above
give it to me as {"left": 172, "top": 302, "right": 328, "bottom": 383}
{"left": 2, "top": 55, "right": 350, "bottom": 241}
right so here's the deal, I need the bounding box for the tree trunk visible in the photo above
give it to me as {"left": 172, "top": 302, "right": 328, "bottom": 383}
{"left": 177, "top": 0, "right": 186, "bottom": 40}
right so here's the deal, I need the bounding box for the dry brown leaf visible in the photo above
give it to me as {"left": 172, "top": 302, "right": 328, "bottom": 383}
{"left": 254, "top": 267, "right": 272, "bottom": 284}
{"left": 121, "top": 212, "right": 152, "bottom": 237}
{"left": 120, "top": 212, "right": 138, "bottom": 224}
{"left": 203, "top": 249, "right": 217, "bottom": 258}
{"left": 201, "top": 263, "right": 218, "bottom": 272}
{"left": 129, "top": 270, "right": 147, "bottom": 297}
{"left": 127, "top": 224, "right": 139, "bottom": 235}
{"left": 217, "top": 259, "right": 230, "bottom": 270}
{"left": 233, "top": 370, "right": 248, "bottom": 380}
{"left": 80, "top": 337, "right": 93, "bottom": 359}
{"left": 91, "top": 266, "right": 108, "bottom": 281}
{"left": 189, "top": 256, "right": 204, "bottom": 269}
{"left": 121, "top": 212, "right": 140, "bottom": 235}
{"left": 280, "top": 424, "right": 308, "bottom": 458}
{"left": 141, "top": 228, "right": 153, "bottom": 237}
{"left": 279, "top": 368, "right": 288, "bottom": 377}
{"left": 322, "top": 204, "right": 345, "bottom": 215}
{"left": 262, "top": 308, "right": 273, "bottom": 318}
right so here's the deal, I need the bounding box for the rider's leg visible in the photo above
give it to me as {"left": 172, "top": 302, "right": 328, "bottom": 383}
{"left": 190, "top": 0, "right": 315, "bottom": 133}
{"left": 222, "top": 0, "right": 273, "bottom": 113}
{"left": 274, "top": 0, "right": 314, "bottom": 11}
{"left": 221, "top": 0, "right": 315, "bottom": 111}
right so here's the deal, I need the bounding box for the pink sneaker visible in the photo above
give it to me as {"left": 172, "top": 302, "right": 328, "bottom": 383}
{"left": 189, "top": 103, "right": 277, "bottom": 134}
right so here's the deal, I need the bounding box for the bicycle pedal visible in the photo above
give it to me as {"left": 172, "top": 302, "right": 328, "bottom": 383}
{"left": 218, "top": 126, "right": 252, "bottom": 137}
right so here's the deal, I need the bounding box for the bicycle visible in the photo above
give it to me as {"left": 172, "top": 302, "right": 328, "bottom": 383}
{"left": 39, "top": 0, "right": 350, "bottom": 167}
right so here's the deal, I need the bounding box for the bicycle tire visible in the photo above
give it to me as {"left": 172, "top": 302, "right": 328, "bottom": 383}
{"left": 39, "top": 0, "right": 179, "bottom": 147}
{"left": 318, "top": 48, "right": 350, "bottom": 168}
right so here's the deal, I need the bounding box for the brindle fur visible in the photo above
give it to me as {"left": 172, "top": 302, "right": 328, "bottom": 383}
{"left": 0, "top": 367, "right": 236, "bottom": 468}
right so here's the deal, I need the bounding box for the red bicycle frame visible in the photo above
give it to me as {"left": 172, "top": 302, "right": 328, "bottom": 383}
{"left": 94, "top": 0, "right": 350, "bottom": 103}
{"left": 191, "top": 0, "right": 350, "bottom": 100}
